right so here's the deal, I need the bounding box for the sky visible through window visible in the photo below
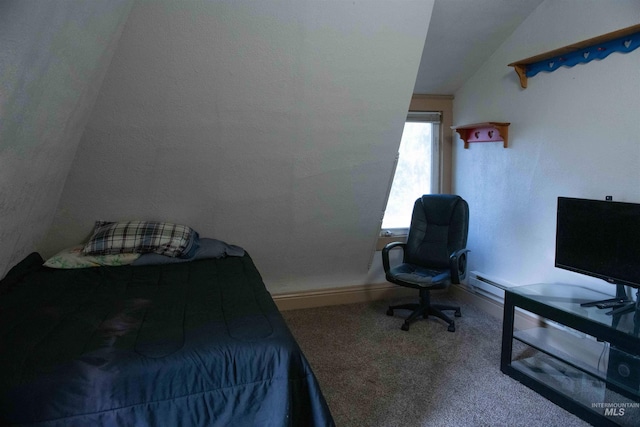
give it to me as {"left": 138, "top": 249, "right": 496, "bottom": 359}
{"left": 382, "top": 122, "right": 432, "bottom": 229}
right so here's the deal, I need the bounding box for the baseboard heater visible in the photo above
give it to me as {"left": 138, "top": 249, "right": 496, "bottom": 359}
{"left": 466, "top": 271, "right": 510, "bottom": 303}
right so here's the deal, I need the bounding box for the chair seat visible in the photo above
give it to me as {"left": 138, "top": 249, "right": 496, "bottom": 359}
{"left": 388, "top": 263, "right": 450, "bottom": 288}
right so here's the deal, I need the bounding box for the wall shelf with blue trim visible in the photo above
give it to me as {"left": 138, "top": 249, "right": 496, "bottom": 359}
{"left": 508, "top": 24, "right": 640, "bottom": 89}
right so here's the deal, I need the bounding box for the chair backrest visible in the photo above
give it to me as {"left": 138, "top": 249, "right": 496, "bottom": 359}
{"left": 404, "top": 195, "right": 469, "bottom": 269}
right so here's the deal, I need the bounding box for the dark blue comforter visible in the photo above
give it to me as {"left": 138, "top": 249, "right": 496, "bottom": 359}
{"left": 0, "top": 253, "right": 334, "bottom": 426}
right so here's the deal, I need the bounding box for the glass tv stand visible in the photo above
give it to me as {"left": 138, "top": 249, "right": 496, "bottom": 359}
{"left": 501, "top": 283, "right": 640, "bottom": 426}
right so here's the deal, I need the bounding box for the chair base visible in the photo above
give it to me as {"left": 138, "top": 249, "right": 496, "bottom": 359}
{"left": 386, "top": 288, "right": 461, "bottom": 332}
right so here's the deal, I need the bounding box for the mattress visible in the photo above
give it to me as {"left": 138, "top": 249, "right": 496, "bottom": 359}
{"left": 0, "top": 253, "right": 334, "bottom": 426}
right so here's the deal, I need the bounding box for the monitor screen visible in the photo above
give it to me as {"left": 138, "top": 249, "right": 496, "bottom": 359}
{"left": 555, "top": 197, "right": 640, "bottom": 289}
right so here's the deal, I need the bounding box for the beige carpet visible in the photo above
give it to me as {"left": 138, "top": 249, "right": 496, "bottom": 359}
{"left": 282, "top": 295, "right": 592, "bottom": 427}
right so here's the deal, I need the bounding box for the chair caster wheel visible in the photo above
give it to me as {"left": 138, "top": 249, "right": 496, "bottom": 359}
{"left": 454, "top": 310, "right": 462, "bottom": 318}
{"left": 401, "top": 323, "right": 410, "bottom": 331}
{"left": 447, "top": 323, "right": 456, "bottom": 332}
{"left": 386, "top": 308, "right": 394, "bottom": 316}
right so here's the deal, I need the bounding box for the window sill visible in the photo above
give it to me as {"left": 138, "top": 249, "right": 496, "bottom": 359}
{"left": 376, "top": 234, "right": 407, "bottom": 251}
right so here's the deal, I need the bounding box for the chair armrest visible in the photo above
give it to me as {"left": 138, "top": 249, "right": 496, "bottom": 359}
{"left": 449, "top": 248, "right": 470, "bottom": 284}
{"left": 381, "top": 242, "right": 406, "bottom": 274}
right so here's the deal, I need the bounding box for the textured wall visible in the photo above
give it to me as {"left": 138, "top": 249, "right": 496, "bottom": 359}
{"left": 0, "top": 0, "right": 133, "bottom": 277}
{"left": 452, "top": 0, "right": 640, "bottom": 293}
{"left": 43, "top": 0, "right": 434, "bottom": 293}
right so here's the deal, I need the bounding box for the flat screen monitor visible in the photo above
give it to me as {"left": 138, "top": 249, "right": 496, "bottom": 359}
{"left": 555, "top": 197, "right": 640, "bottom": 290}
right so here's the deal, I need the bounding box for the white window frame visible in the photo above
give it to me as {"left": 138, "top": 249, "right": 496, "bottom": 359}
{"left": 378, "top": 111, "right": 442, "bottom": 244}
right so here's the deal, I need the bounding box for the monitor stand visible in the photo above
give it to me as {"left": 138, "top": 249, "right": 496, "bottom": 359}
{"left": 606, "top": 288, "right": 640, "bottom": 316}
{"left": 579, "top": 284, "right": 631, "bottom": 309}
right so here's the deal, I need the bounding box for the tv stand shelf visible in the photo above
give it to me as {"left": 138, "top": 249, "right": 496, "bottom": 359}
{"left": 513, "top": 327, "right": 607, "bottom": 381}
{"left": 501, "top": 283, "right": 640, "bottom": 426}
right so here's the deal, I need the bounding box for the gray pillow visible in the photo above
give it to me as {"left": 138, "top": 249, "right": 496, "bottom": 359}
{"left": 132, "top": 238, "right": 244, "bottom": 266}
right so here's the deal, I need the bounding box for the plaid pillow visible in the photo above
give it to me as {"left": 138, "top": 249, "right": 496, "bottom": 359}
{"left": 82, "top": 221, "right": 198, "bottom": 258}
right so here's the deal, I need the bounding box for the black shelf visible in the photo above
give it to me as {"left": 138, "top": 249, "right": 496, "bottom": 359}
{"left": 501, "top": 283, "right": 640, "bottom": 426}
{"left": 513, "top": 326, "right": 607, "bottom": 381}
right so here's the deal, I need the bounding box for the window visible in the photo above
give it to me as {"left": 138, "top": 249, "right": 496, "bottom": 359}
{"left": 381, "top": 111, "right": 441, "bottom": 235}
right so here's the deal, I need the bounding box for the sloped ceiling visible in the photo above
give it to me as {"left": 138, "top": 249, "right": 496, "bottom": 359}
{"left": 43, "top": 0, "right": 435, "bottom": 292}
{"left": 414, "top": 0, "right": 544, "bottom": 94}
{"left": 0, "top": 0, "right": 134, "bottom": 278}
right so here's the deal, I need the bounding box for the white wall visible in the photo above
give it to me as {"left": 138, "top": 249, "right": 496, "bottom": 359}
{"left": 453, "top": 0, "right": 640, "bottom": 295}
{"left": 0, "top": 0, "right": 133, "bottom": 278}
{"left": 42, "top": 0, "right": 435, "bottom": 293}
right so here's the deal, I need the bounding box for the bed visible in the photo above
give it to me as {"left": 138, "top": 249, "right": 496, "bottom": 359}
{"left": 0, "top": 226, "right": 334, "bottom": 426}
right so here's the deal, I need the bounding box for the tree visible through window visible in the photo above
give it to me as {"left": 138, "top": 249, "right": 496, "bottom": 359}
{"left": 381, "top": 113, "right": 440, "bottom": 231}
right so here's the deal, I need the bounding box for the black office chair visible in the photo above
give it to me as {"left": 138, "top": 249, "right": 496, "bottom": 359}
{"left": 382, "top": 194, "right": 469, "bottom": 332}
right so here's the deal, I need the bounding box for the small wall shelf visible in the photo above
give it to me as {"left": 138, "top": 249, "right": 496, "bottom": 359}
{"left": 508, "top": 24, "right": 640, "bottom": 89}
{"left": 452, "top": 122, "right": 510, "bottom": 149}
